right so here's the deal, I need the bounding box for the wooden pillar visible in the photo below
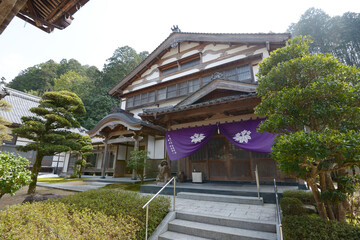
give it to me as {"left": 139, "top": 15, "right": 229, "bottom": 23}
{"left": 101, "top": 138, "right": 109, "bottom": 178}
{"left": 131, "top": 135, "right": 140, "bottom": 180}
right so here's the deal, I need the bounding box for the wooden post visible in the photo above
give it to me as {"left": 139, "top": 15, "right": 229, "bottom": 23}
{"left": 101, "top": 138, "right": 109, "bottom": 178}
{"left": 132, "top": 135, "right": 140, "bottom": 180}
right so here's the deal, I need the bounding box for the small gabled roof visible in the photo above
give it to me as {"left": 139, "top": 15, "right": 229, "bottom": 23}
{"left": 87, "top": 107, "right": 165, "bottom": 138}
{"left": 176, "top": 79, "right": 257, "bottom": 107}
{"left": 108, "top": 32, "right": 291, "bottom": 97}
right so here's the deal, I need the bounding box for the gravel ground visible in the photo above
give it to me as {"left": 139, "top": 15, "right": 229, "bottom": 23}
{"left": 0, "top": 184, "right": 78, "bottom": 210}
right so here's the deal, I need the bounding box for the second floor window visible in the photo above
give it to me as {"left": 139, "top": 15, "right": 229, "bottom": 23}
{"left": 160, "top": 54, "right": 201, "bottom": 77}
{"left": 126, "top": 64, "right": 253, "bottom": 109}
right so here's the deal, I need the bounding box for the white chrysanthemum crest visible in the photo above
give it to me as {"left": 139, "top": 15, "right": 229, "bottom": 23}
{"left": 233, "top": 130, "right": 252, "bottom": 143}
{"left": 190, "top": 133, "right": 205, "bottom": 144}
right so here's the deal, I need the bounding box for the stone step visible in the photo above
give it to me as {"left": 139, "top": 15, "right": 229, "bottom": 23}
{"left": 176, "top": 211, "right": 276, "bottom": 233}
{"left": 168, "top": 219, "right": 277, "bottom": 240}
{"left": 177, "top": 192, "right": 263, "bottom": 205}
{"left": 158, "top": 231, "right": 212, "bottom": 240}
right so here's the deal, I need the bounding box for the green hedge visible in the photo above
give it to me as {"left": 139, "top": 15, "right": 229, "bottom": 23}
{"left": 280, "top": 197, "right": 306, "bottom": 216}
{"left": 283, "top": 215, "right": 360, "bottom": 240}
{"left": 0, "top": 189, "right": 170, "bottom": 239}
{"left": 55, "top": 189, "right": 170, "bottom": 239}
{"left": 283, "top": 190, "right": 315, "bottom": 205}
{"left": 0, "top": 201, "right": 138, "bottom": 239}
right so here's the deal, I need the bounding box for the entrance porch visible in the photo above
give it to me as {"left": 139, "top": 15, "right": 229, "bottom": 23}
{"left": 169, "top": 134, "right": 291, "bottom": 182}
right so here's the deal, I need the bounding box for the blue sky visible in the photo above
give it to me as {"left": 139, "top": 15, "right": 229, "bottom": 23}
{"left": 0, "top": 0, "right": 359, "bottom": 83}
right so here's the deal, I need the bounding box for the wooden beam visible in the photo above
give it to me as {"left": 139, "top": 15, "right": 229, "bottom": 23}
{"left": 26, "top": 1, "right": 42, "bottom": 27}
{"left": 46, "top": 0, "right": 73, "bottom": 22}
{"left": 16, "top": 12, "right": 52, "bottom": 32}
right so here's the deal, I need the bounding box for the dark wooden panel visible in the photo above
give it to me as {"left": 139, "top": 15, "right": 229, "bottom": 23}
{"left": 228, "top": 142, "right": 251, "bottom": 180}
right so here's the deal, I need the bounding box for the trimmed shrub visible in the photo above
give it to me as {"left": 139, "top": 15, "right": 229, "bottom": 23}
{"left": 0, "top": 189, "right": 170, "bottom": 239}
{"left": 55, "top": 189, "right": 170, "bottom": 239}
{"left": 283, "top": 215, "right": 360, "bottom": 240}
{"left": 283, "top": 190, "right": 315, "bottom": 205}
{"left": 0, "top": 201, "right": 138, "bottom": 239}
{"left": 280, "top": 197, "right": 306, "bottom": 216}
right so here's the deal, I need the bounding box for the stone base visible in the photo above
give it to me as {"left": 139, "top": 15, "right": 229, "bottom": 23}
{"left": 22, "top": 194, "right": 63, "bottom": 204}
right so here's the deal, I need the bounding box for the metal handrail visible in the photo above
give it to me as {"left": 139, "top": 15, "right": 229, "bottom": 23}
{"left": 274, "top": 178, "right": 283, "bottom": 240}
{"left": 255, "top": 165, "right": 260, "bottom": 199}
{"left": 142, "top": 176, "right": 176, "bottom": 240}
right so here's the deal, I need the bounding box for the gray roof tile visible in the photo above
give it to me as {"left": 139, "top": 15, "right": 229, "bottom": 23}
{"left": 1, "top": 87, "right": 40, "bottom": 125}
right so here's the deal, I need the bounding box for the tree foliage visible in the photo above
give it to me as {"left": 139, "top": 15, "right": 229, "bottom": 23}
{"left": 256, "top": 36, "right": 360, "bottom": 221}
{"left": 289, "top": 8, "right": 360, "bottom": 67}
{"left": 127, "top": 150, "right": 149, "bottom": 184}
{"left": 0, "top": 99, "right": 12, "bottom": 144}
{"left": 12, "top": 91, "right": 86, "bottom": 194}
{"left": 7, "top": 46, "right": 148, "bottom": 130}
{"left": 0, "top": 152, "right": 32, "bottom": 199}
{"left": 72, "top": 135, "right": 93, "bottom": 178}
{"left": 81, "top": 46, "right": 148, "bottom": 130}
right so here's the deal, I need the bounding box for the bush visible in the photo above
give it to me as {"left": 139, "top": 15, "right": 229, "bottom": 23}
{"left": 0, "top": 152, "right": 32, "bottom": 199}
{"left": 0, "top": 201, "right": 138, "bottom": 240}
{"left": 55, "top": 189, "right": 170, "bottom": 239}
{"left": 283, "top": 215, "right": 360, "bottom": 240}
{"left": 283, "top": 190, "right": 315, "bottom": 205}
{"left": 280, "top": 197, "right": 306, "bottom": 216}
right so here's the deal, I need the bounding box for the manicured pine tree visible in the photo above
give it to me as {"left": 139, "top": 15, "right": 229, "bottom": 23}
{"left": 12, "top": 91, "right": 86, "bottom": 194}
{"left": 256, "top": 36, "right": 360, "bottom": 221}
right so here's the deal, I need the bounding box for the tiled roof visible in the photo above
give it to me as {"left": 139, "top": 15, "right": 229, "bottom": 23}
{"left": 141, "top": 92, "right": 258, "bottom": 116}
{"left": 1, "top": 87, "right": 40, "bottom": 125}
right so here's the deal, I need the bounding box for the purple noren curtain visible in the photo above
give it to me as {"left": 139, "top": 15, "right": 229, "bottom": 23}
{"left": 166, "top": 119, "right": 276, "bottom": 160}
{"left": 166, "top": 125, "right": 217, "bottom": 161}
{"left": 219, "top": 118, "right": 275, "bottom": 153}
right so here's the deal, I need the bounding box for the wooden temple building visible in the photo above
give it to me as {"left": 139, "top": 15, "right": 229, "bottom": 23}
{"left": 88, "top": 29, "right": 296, "bottom": 183}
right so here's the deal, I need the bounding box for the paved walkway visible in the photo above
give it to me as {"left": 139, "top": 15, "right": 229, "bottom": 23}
{"left": 36, "top": 181, "right": 108, "bottom": 192}
{"left": 36, "top": 179, "right": 276, "bottom": 222}
{"left": 175, "top": 198, "right": 276, "bottom": 222}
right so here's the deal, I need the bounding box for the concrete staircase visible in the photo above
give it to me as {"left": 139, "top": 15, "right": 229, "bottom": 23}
{"left": 156, "top": 193, "right": 276, "bottom": 240}
{"left": 159, "top": 211, "right": 276, "bottom": 240}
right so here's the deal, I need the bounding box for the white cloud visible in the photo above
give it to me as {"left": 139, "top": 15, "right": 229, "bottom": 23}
{"left": 0, "top": 54, "right": 31, "bottom": 82}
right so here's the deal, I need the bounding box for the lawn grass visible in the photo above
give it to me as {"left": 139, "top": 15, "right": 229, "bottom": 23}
{"left": 101, "top": 181, "right": 156, "bottom": 192}
{"left": 37, "top": 177, "right": 83, "bottom": 183}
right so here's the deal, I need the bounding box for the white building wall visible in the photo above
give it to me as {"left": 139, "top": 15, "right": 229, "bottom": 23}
{"left": 147, "top": 135, "right": 155, "bottom": 159}
{"left": 154, "top": 138, "right": 165, "bottom": 159}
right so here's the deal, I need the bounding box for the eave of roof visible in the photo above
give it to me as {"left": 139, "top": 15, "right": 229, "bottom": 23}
{"left": 0, "top": 0, "right": 89, "bottom": 34}
{"left": 140, "top": 92, "right": 258, "bottom": 117}
{"left": 108, "top": 32, "right": 291, "bottom": 97}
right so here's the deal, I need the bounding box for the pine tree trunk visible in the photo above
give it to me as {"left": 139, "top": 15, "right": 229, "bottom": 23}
{"left": 27, "top": 153, "right": 43, "bottom": 194}
{"left": 308, "top": 180, "right": 328, "bottom": 219}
